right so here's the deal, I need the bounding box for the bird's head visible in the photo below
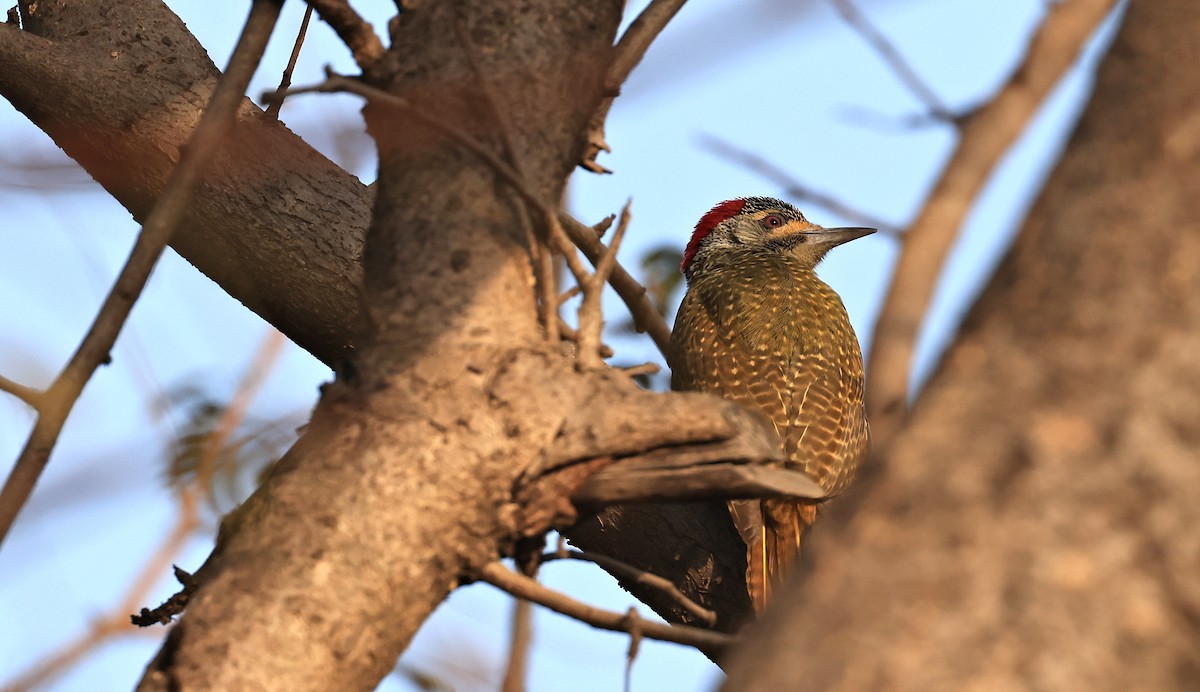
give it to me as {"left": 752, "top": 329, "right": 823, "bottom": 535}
{"left": 680, "top": 197, "right": 874, "bottom": 278}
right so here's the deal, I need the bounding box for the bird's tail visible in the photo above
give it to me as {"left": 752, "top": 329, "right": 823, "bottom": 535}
{"left": 738, "top": 499, "right": 818, "bottom": 614}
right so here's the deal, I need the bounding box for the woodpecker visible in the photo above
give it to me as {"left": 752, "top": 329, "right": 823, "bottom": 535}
{"left": 669, "top": 197, "right": 872, "bottom": 612}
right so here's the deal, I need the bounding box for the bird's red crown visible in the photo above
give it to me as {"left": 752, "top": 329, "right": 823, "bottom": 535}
{"left": 681, "top": 198, "right": 746, "bottom": 273}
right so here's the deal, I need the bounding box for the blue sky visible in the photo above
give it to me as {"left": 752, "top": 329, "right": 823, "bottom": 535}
{"left": 0, "top": 0, "right": 1122, "bottom": 689}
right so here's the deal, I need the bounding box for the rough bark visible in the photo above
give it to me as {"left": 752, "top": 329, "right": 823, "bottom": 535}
{"left": 1, "top": 0, "right": 366, "bottom": 365}
{"left": 130, "top": 2, "right": 636, "bottom": 688}
{"left": 1, "top": 0, "right": 761, "bottom": 636}
{"left": 723, "top": 1, "right": 1200, "bottom": 689}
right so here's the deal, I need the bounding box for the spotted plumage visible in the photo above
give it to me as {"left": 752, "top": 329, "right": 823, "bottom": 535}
{"left": 669, "top": 197, "right": 871, "bottom": 612}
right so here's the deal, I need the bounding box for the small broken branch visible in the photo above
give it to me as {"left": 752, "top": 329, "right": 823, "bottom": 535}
{"left": 477, "top": 562, "right": 733, "bottom": 658}
{"left": 618, "top": 362, "right": 660, "bottom": 378}
{"left": 559, "top": 214, "right": 672, "bottom": 356}
{"left": 577, "top": 201, "right": 632, "bottom": 368}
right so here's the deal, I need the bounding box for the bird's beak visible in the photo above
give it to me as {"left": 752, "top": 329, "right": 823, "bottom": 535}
{"left": 805, "top": 226, "right": 876, "bottom": 247}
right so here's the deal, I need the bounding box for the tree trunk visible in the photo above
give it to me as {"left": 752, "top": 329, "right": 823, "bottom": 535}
{"left": 723, "top": 1, "right": 1200, "bottom": 689}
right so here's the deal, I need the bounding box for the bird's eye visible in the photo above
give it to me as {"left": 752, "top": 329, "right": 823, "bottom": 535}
{"left": 761, "top": 214, "right": 785, "bottom": 229}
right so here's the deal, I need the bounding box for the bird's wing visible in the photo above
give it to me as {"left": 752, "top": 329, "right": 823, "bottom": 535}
{"left": 776, "top": 351, "right": 866, "bottom": 495}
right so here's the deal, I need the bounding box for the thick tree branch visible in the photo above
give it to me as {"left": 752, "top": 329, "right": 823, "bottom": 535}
{"left": 0, "top": 0, "right": 367, "bottom": 366}
{"left": 0, "top": 0, "right": 284, "bottom": 549}
{"left": 865, "top": 0, "right": 1120, "bottom": 450}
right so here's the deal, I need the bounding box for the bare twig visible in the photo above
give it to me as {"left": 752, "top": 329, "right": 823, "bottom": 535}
{"left": 559, "top": 214, "right": 672, "bottom": 356}
{"left": 699, "top": 134, "right": 901, "bottom": 236}
{"left": 0, "top": 374, "right": 42, "bottom": 411}
{"left": 577, "top": 201, "right": 632, "bottom": 368}
{"left": 542, "top": 548, "right": 717, "bottom": 627}
{"left": 477, "top": 562, "right": 733, "bottom": 657}
{"left": 866, "top": 0, "right": 1120, "bottom": 449}
{"left": 0, "top": 0, "right": 284, "bottom": 550}
{"left": 582, "top": 0, "right": 690, "bottom": 173}
{"left": 305, "top": 0, "right": 385, "bottom": 76}
{"left": 592, "top": 214, "right": 617, "bottom": 237}
{"left": 829, "top": 0, "right": 951, "bottom": 120}
{"left": 265, "top": 4, "right": 314, "bottom": 120}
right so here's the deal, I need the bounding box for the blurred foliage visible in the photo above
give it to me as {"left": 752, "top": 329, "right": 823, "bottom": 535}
{"left": 638, "top": 245, "right": 686, "bottom": 320}
{"left": 613, "top": 244, "right": 685, "bottom": 338}
{"left": 158, "top": 384, "right": 298, "bottom": 515}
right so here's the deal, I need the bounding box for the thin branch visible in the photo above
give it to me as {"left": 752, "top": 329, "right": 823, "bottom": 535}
{"left": 829, "top": 0, "right": 951, "bottom": 120}
{"left": 577, "top": 200, "right": 632, "bottom": 369}
{"left": 541, "top": 548, "right": 717, "bottom": 627}
{"left": 305, "top": 0, "right": 385, "bottom": 76}
{"left": 270, "top": 73, "right": 671, "bottom": 355}
{"left": 865, "top": 0, "right": 1121, "bottom": 450}
{"left": 0, "top": 0, "right": 284, "bottom": 550}
{"left": 265, "top": 4, "right": 314, "bottom": 120}
{"left": 477, "top": 562, "right": 733, "bottom": 658}
{"left": 699, "top": 134, "right": 901, "bottom": 236}
{"left": 0, "top": 374, "right": 42, "bottom": 411}
{"left": 501, "top": 596, "right": 533, "bottom": 692}
{"left": 559, "top": 214, "right": 671, "bottom": 356}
